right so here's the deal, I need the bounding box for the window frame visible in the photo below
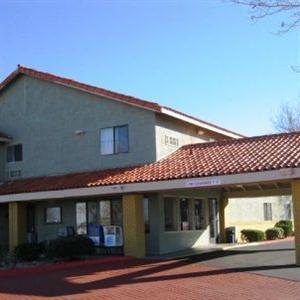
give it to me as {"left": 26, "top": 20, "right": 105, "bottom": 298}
{"left": 45, "top": 206, "right": 62, "bottom": 225}
{"left": 100, "top": 125, "right": 129, "bottom": 155}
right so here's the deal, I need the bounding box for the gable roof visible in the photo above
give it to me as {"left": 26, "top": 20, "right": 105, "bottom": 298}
{"left": 0, "top": 65, "right": 243, "bottom": 139}
{"left": 0, "top": 131, "right": 298, "bottom": 196}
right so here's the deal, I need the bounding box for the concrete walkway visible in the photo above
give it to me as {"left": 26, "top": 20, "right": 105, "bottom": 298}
{"left": 171, "top": 238, "right": 300, "bottom": 282}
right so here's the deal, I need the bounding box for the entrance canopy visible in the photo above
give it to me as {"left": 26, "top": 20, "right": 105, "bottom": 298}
{"left": 0, "top": 131, "right": 299, "bottom": 202}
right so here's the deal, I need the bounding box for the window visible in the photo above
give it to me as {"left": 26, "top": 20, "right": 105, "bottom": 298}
{"left": 111, "top": 199, "right": 122, "bottom": 226}
{"left": 83, "top": 199, "right": 123, "bottom": 234}
{"left": 7, "top": 144, "right": 23, "bottom": 162}
{"left": 100, "top": 125, "right": 129, "bottom": 155}
{"left": 76, "top": 202, "right": 87, "bottom": 234}
{"left": 164, "top": 197, "right": 176, "bottom": 231}
{"left": 264, "top": 203, "right": 273, "bottom": 221}
{"left": 88, "top": 201, "right": 98, "bottom": 225}
{"left": 180, "top": 198, "right": 190, "bottom": 230}
{"left": 45, "top": 207, "right": 62, "bottom": 224}
{"left": 99, "top": 200, "right": 111, "bottom": 226}
{"left": 194, "top": 199, "right": 205, "bottom": 230}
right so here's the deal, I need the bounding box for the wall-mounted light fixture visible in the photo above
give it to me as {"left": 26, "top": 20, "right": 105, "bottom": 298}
{"left": 74, "top": 130, "right": 86, "bottom": 136}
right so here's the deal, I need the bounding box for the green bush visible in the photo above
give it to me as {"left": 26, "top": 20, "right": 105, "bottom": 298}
{"left": 46, "top": 235, "right": 95, "bottom": 260}
{"left": 275, "top": 220, "right": 293, "bottom": 237}
{"left": 265, "top": 227, "right": 284, "bottom": 240}
{"left": 15, "top": 243, "right": 45, "bottom": 262}
{"left": 241, "top": 229, "right": 265, "bottom": 242}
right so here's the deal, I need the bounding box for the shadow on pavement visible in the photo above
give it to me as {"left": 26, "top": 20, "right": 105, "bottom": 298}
{"left": 0, "top": 246, "right": 298, "bottom": 298}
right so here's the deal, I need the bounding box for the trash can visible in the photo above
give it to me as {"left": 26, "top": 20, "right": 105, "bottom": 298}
{"left": 226, "top": 227, "right": 236, "bottom": 243}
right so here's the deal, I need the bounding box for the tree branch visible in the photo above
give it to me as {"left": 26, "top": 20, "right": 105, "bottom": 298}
{"left": 229, "top": 0, "right": 300, "bottom": 33}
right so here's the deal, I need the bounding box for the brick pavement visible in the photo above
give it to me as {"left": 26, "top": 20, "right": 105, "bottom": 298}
{"left": 0, "top": 257, "right": 299, "bottom": 300}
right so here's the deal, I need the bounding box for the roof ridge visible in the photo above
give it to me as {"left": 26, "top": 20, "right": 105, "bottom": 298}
{"left": 16, "top": 65, "right": 161, "bottom": 110}
{"left": 180, "top": 130, "right": 300, "bottom": 150}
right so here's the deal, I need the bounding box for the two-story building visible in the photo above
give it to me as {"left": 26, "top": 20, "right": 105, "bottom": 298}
{"left": 0, "top": 66, "right": 298, "bottom": 264}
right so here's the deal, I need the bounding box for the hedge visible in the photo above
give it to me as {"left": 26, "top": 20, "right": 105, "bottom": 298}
{"left": 275, "top": 220, "right": 293, "bottom": 237}
{"left": 46, "top": 235, "right": 95, "bottom": 260}
{"left": 15, "top": 243, "right": 45, "bottom": 262}
{"left": 241, "top": 229, "right": 265, "bottom": 242}
{"left": 265, "top": 227, "right": 284, "bottom": 240}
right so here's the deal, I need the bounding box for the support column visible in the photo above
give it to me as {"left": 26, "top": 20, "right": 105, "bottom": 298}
{"left": 122, "top": 194, "right": 145, "bottom": 258}
{"left": 219, "top": 196, "right": 229, "bottom": 243}
{"left": 292, "top": 180, "right": 300, "bottom": 266}
{"left": 9, "top": 202, "right": 27, "bottom": 251}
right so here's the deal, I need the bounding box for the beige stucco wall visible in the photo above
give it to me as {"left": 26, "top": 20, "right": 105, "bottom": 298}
{"left": 155, "top": 114, "right": 213, "bottom": 160}
{"left": 225, "top": 195, "right": 293, "bottom": 241}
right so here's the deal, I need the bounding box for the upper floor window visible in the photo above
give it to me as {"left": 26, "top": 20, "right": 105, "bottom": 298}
{"left": 7, "top": 144, "right": 23, "bottom": 162}
{"left": 100, "top": 125, "right": 129, "bottom": 155}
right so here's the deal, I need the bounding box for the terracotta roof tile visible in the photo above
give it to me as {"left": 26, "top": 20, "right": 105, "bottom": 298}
{"left": 0, "top": 131, "right": 299, "bottom": 196}
{"left": 0, "top": 65, "right": 243, "bottom": 138}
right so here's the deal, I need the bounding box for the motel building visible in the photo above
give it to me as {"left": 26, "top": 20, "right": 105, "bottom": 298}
{"left": 0, "top": 66, "right": 299, "bottom": 265}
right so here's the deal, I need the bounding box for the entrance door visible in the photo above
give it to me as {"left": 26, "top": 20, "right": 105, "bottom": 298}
{"left": 208, "top": 198, "right": 220, "bottom": 244}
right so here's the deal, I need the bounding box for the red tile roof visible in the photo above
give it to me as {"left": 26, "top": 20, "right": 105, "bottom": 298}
{"left": 0, "top": 131, "right": 299, "bottom": 196}
{"left": 0, "top": 65, "right": 243, "bottom": 138}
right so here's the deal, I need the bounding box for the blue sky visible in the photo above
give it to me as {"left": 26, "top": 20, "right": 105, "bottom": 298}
{"left": 1, "top": 0, "right": 299, "bottom": 136}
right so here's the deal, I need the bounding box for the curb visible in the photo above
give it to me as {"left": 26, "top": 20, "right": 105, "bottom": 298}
{"left": 222, "top": 237, "right": 294, "bottom": 250}
{"left": 0, "top": 256, "right": 133, "bottom": 277}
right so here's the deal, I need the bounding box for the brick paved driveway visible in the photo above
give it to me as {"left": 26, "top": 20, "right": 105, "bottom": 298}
{"left": 0, "top": 257, "right": 299, "bottom": 300}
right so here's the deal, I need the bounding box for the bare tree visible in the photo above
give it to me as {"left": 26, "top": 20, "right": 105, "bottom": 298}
{"left": 273, "top": 101, "right": 300, "bottom": 132}
{"left": 230, "top": 0, "right": 300, "bottom": 33}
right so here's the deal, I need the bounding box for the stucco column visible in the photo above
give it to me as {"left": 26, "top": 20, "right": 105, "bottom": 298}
{"left": 292, "top": 180, "right": 300, "bottom": 265}
{"left": 9, "top": 202, "right": 27, "bottom": 251}
{"left": 122, "top": 194, "right": 145, "bottom": 258}
{"left": 219, "top": 196, "right": 229, "bottom": 243}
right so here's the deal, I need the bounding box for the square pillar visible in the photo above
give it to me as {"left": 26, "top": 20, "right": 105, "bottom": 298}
{"left": 122, "top": 194, "right": 145, "bottom": 258}
{"left": 219, "top": 197, "right": 229, "bottom": 243}
{"left": 9, "top": 202, "right": 27, "bottom": 251}
{"left": 292, "top": 180, "right": 300, "bottom": 265}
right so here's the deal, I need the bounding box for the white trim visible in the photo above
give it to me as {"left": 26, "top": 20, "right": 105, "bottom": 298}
{"left": 161, "top": 107, "right": 243, "bottom": 139}
{"left": 0, "top": 168, "right": 299, "bottom": 203}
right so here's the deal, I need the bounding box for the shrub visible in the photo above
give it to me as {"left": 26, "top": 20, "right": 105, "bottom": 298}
{"left": 265, "top": 227, "right": 284, "bottom": 240}
{"left": 46, "top": 235, "right": 95, "bottom": 260}
{"left": 275, "top": 220, "right": 293, "bottom": 237}
{"left": 15, "top": 243, "right": 45, "bottom": 262}
{"left": 241, "top": 229, "right": 265, "bottom": 242}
